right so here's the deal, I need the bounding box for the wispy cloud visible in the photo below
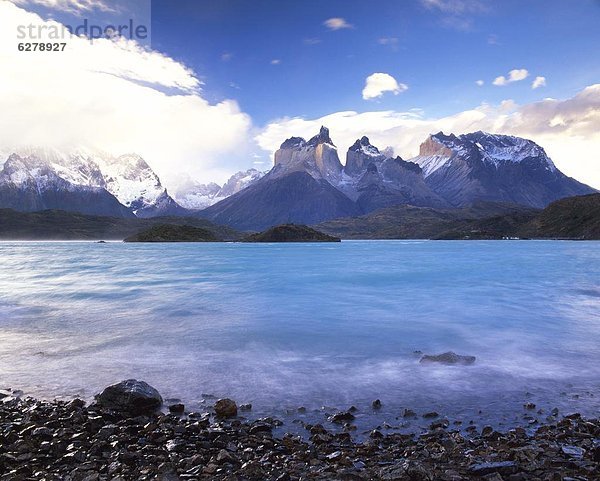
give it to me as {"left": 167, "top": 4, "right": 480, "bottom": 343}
{"left": 532, "top": 76, "right": 547, "bottom": 89}
{"left": 421, "top": 0, "right": 489, "bottom": 31}
{"left": 493, "top": 69, "right": 529, "bottom": 86}
{"left": 476, "top": 80, "right": 484, "bottom": 86}
{"left": 11, "top": 0, "right": 115, "bottom": 14}
{"left": 421, "top": 0, "right": 488, "bottom": 14}
{"left": 221, "top": 52, "right": 233, "bottom": 62}
{"left": 270, "top": 59, "right": 281, "bottom": 65}
{"left": 487, "top": 34, "right": 500, "bottom": 45}
{"left": 378, "top": 37, "right": 399, "bottom": 48}
{"left": 303, "top": 37, "right": 321, "bottom": 45}
{"left": 323, "top": 17, "right": 353, "bottom": 31}
{"left": 362, "top": 73, "right": 408, "bottom": 100}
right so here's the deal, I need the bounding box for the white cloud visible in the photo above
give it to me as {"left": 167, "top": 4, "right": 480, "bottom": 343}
{"left": 493, "top": 68, "right": 529, "bottom": 86}
{"left": 11, "top": 0, "right": 114, "bottom": 14}
{"left": 532, "top": 76, "right": 547, "bottom": 89}
{"left": 323, "top": 17, "right": 353, "bottom": 31}
{"left": 0, "top": 2, "right": 253, "bottom": 187}
{"left": 221, "top": 52, "right": 233, "bottom": 62}
{"left": 493, "top": 76, "right": 507, "bottom": 86}
{"left": 362, "top": 73, "right": 408, "bottom": 100}
{"left": 303, "top": 37, "right": 321, "bottom": 45}
{"left": 508, "top": 69, "right": 529, "bottom": 82}
{"left": 256, "top": 84, "right": 600, "bottom": 189}
{"left": 270, "top": 59, "right": 281, "bottom": 65}
{"left": 476, "top": 79, "right": 484, "bottom": 86}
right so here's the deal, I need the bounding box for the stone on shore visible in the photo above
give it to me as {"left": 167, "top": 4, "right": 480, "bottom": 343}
{"left": 420, "top": 351, "right": 476, "bottom": 365}
{"left": 96, "top": 379, "right": 162, "bottom": 414}
{"left": 214, "top": 398, "right": 238, "bottom": 418}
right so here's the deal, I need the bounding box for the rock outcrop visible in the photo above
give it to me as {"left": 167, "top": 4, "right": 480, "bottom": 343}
{"left": 96, "top": 379, "right": 163, "bottom": 414}
{"left": 243, "top": 224, "right": 341, "bottom": 242}
{"left": 123, "top": 224, "right": 220, "bottom": 242}
{"left": 273, "top": 126, "right": 343, "bottom": 183}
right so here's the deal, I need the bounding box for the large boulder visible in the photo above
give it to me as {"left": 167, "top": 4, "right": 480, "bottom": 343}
{"left": 214, "top": 398, "right": 237, "bottom": 418}
{"left": 96, "top": 379, "right": 162, "bottom": 414}
{"left": 420, "top": 351, "right": 476, "bottom": 365}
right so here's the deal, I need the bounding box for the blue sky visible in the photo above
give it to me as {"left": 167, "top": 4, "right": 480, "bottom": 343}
{"left": 150, "top": 0, "right": 600, "bottom": 125}
{"left": 2, "top": 0, "right": 599, "bottom": 188}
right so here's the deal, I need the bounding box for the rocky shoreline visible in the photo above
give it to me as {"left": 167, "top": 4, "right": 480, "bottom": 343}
{"left": 0, "top": 381, "right": 599, "bottom": 481}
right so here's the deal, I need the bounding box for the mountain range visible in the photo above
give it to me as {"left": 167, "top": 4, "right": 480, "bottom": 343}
{"left": 0, "top": 149, "right": 264, "bottom": 218}
{"left": 0, "top": 128, "right": 595, "bottom": 230}
{"left": 201, "top": 127, "right": 595, "bottom": 230}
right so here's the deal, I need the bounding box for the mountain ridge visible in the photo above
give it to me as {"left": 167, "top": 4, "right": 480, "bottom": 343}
{"left": 199, "top": 127, "right": 596, "bottom": 230}
{"left": 1, "top": 128, "right": 596, "bottom": 228}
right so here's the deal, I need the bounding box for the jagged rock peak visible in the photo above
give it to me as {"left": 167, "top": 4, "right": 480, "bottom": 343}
{"left": 349, "top": 136, "right": 379, "bottom": 153}
{"left": 280, "top": 136, "right": 306, "bottom": 149}
{"left": 432, "top": 131, "right": 458, "bottom": 142}
{"left": 307, "top": 126, "right": 335, "bottom": 147}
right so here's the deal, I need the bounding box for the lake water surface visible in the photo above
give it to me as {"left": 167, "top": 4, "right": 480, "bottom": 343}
{"left": 0, "top": 240, "right": 598, "bottom": 434}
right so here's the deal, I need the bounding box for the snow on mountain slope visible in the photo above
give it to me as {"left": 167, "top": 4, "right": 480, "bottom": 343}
{"left": 411, "top": 131, "right": 593, "bottom": 208}
{"left": 173, "top": 169, "right": 265, "bottom": 210}
{"left": 0, "top": 152, "right": 134, "bottom": 218}
{"left": 412, "top": 131, "right": 557, "bottom": 177}
{"left": 0, "top": 147, "right": 181, "bottom": 216}
{"left": 92, "top": 153, "right": 167, "bottom": 213}
{"left": 463, "top": 131, "right": 556, "bottom": 171}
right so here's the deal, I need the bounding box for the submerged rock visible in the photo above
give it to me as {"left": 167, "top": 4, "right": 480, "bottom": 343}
{"left": 420, "top": 351, "right": 476, "bottom": 365}
{"left": 96, "top": 379, "right": 162, "bottom": 414}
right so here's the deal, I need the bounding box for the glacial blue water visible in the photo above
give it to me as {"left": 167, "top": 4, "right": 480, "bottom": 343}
{"left": 0, "top": 240, "right": 598, "bottom": 434}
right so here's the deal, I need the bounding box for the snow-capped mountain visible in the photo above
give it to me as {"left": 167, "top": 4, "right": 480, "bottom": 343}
{"left": 1, "top": 129, "right": 594, "bottom": 226}
{"left": 0, "top": 148, "right": 185, "bottom": 217}
{"left": 411, "top": 131, "right": 592, "bottom": 207}
{"left": 201, "top": 127, "right": 596, "bottom": 230}
{"left": 173, "top": 169, "right": 265, "bottom": 209}
{"left": 0, "top": 152, "right": 133, "bottom": 218}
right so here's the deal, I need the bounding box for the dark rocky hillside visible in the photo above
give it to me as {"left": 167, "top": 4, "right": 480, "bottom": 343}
{"left": 316, "top": 202, "right": 539, "bottom": 239}
{"left": 0, "top": 209, "right": 240, "bottom": 240}
{"left": 124, "top": 224, "right": 220, "bottom": 242}
{"left": 201, "top": 171, "right": 359, "bottom": 231}
{"left": 243, "top": 224, "right": 340, "bottom": 242}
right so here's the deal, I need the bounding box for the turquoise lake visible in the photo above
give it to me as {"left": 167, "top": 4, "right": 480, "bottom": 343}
{"left": 0, "top": 240, "right": 598, "bottom": 433}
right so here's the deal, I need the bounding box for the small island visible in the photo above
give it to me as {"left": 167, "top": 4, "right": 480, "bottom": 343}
{"left": 243, "top": 224, "right": 341, "bottom": 243}
{"left": 124, "top": 224, "right": 220, "bottom": 243}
